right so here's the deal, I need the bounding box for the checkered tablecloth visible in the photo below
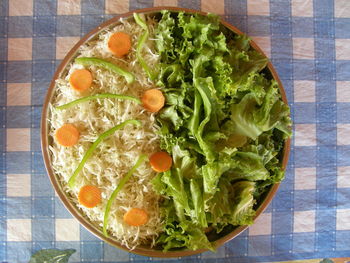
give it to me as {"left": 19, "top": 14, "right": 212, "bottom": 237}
{"left": 1, "top": 0, "right": 350, "bottom": 262}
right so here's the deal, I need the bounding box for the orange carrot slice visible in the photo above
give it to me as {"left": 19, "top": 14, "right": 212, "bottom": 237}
{"left": 55, "top": 124, "right": 80, "bottom": 147}
{"left": 123, "top": 208, "right": 148, "bottom": 226}
{"left": 108, "top": 32, "right": 132, "bottom": 58}
{"left": 149, "top": 151, "right": 172, "bottom": 172}
{"left": 78, "top": 185, "right": 101, "bottom": 208}
{"left": 69, "top": 69, "right": 93, "bottom": 92}
{"left": 141, "top": 89, "right": 165, "bottom": 113}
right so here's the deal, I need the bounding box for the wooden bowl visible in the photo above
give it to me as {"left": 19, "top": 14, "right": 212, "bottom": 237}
{"left": 41, "top": 6, "right": 291, "bottom": 258}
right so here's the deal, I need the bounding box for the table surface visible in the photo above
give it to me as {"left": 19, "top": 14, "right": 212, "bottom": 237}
{"left": 1, "top": 0, "right": 350, "bottom": 262}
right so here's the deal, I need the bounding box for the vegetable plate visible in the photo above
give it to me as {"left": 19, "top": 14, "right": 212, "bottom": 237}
{"left": 41, "top": 7, "right": 292, "bottom": 257}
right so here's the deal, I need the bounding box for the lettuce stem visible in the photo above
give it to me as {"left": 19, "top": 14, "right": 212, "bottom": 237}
{"left": 133, "top": 13, "right": 156, "bottom": 81}
{"left": 75, "top": 57, "right": 135, "bottom": 84}
{"left": 103, "top": 154, "right": 148, "bottom": 236}
{"left": 56, "top": 93, "right": 141, "bottom": 110}
{"left": 67, "top": 120, "right": 141, "bottom": 188}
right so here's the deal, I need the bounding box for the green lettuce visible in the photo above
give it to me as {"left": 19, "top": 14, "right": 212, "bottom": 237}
{"left": 153, "top": 10, "right": 292, "bottom": 251}
{"left": 225, "top": 81, "right": 292, "bottom": 140}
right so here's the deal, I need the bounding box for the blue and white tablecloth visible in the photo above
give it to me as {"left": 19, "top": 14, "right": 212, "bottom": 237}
{"left": 1, "top": 0, "right": 350, "bottom": 262}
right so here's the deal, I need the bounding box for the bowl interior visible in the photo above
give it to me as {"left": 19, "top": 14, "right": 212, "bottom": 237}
{"left": 41, "top": 6, "right": 291, "bottom": 258}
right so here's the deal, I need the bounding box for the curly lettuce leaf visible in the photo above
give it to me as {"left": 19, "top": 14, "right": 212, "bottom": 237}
{"left": 153, "top": 10, "right": 292, "bottom": 251}
{"left": 155, "top": 10, "right": 176, "bottom": 62}
{"left": 207, "top": 179, "right": 256, "bottom": 231}
{"left": 158, "top": 220, "right": 214, "bottom": 252}
{"left": 229, "top": 181, "right": 256, "bottom": 225}
{"left": 225, "top": 80, "right": 291, "bottom": 140}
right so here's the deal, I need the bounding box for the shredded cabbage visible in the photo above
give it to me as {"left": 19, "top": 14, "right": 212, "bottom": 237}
{"left": 48, "top": 17, "right": 163, "bottom": 249}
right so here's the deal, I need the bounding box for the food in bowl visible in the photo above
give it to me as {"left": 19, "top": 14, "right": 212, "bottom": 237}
{"left": 45, "top": 9, "right": 291, "bottom": 253}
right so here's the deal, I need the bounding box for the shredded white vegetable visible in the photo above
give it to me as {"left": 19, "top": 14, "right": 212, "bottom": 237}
{"left": 48, "top": 16, "right": 163, "bottom": 249}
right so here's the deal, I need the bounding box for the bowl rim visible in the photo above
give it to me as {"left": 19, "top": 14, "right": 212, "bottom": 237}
{"left": 41, "top": 6, "right": 291, "bottom": 258}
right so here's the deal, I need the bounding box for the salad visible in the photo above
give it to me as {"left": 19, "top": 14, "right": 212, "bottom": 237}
{"left": 47, "top": 10, "right": 291, "bottom": 252}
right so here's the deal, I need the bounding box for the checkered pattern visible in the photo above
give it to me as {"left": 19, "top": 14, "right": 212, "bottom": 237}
{"left": 1, "top": 0, "right": 350, "bottom": 262}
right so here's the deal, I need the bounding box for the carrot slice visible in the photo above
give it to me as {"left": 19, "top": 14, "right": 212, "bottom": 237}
{"left": 149, "top": 151, "right": 172, "bottom": 172}
{"left": 123, "top": 208, "right": 148, "bottom": 226}
{"left": 108, "top": 32, "right": 132, "bottom": 58}
{"left": 141, "top": 89, "right": 165, "bottom": 113}
{"left": 55, "top": 124, "right": 80, "bottom": 147}
{"left": 78, "top": 185, "right": 101, "bottom": 208}
{"left": 69, "top": 69, "right": 93, "bottom": 92}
